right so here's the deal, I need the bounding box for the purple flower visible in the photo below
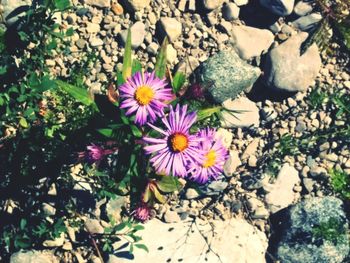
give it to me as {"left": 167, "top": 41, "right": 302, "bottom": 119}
{"left": 132, "top": 203, "right": 152, "bottom": 222}
{"left": 119, "top": 71, "right": 174, "bottom": 126}
{"left": 143, "top": 105, "right": 204, "bottom": 178}
{"left": 188, "top": 128, "right": 229, "bottom": 184}
{"left": 86, "top": 144, "right": 105, "bottom": 163}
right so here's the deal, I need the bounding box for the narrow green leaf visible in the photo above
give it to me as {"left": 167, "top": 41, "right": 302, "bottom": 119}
{"left": 122, "top": 29, "right": 133, "bottom": 81}
{"left": 55, "top": 80, "right": 96, "bottom": 108}
{"left": 197, "top": 106, "right": 222, "bottom": 121}
{"left": 135, "top": 244, "right": 149, "bottom": 253}
{"left": 143, "top": 185, "right": 152, "bottom": 203}
{"left": 20, "top": 219, "right": 27, "bottom": 230}
{"left": 97, "top": 128, "right": 113, "bottom": 138}
{"left": 172, "top": 71, "right": 186, "bottom": 93}
{"left": 132, "top": 60, "right": 143, "bottom": 75}
{"left": 155, "top": 37, "right": 168, "bottom": 78}
{"left": 130, "top": 125, "right": 142, "bottom": 138}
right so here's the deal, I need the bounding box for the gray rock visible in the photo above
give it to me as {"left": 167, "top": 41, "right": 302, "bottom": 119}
{"left": 221, "top": 97, "right": 260, "bottom": 128}
{"left": 263, "top": 32, "right": 321, "bottom": 92}
{"left": 199, "top": 50, "right": 261, "bottom": 103}
{"left": 223, "top": 150, "right": 242, "bottom": 177}
{"left": 10, "top": 250, "right": 58, "bottom": 263}
{"left": 147, "top": 42, "right": 159, "bottom": 55}
{"left": 203, "top": 0, "right": 224, "bottom": 10}
{"left": 163, "top": 210, "right": 181, "bottom": 223}
{"left": 231, "top": 25, "right": 274, "bottom": 60}
{"left": 120, "top": 21, "right": 146, "bottom": 49}
{"left": 124, "top": 0, "right": 151, "bottom": 11}
{"left": 114, "top": 218, "right": 267, "bottom": 263}
{"left": 264, "top": 164, "right": 300, "bottom": 213}
{"left": 159, "top": 17, "right": 182, "bottom": 42}
{"left": 76, "top": 39, "right": 86, "bottom": 49}
{"left": 43, "top": 233, "right": 65, "bottom": 247}
{"left": 84, "top": 0, "right": 110, "bottom": 8}
{"left": 207, "top": 180, "right": 228, "bottom": 192}
{"left": 222, "top": 2, "right": 240, "bottom": 21}
{"left": 42, "top": 203, "right": 56, "bottom": 216}
{"left": 2, "top": 0, "right": 32, "bottom": 25}
{"left": 85, "top": 218, "right": 104, "bottom": 234}
{"left": 294, "top": 1, "right": 313, "bottom": 16}
{"left": 90, "top": 37, "right": 104, "bottom": 47}
{"left": 259, "top": 0, "right": 295, "bottom": 16}
{"left": 234, "top": 0, "right": 249, "bottom": 6}
{"left": 106, "top": 197, "right": 125, "bottom": 223}
{"left": 274, "top": 197, "right": 349, "bottom": 263}
{"left": 302, "top": 178, "right": 314, "bottom": 193}
{"left": 185, "top": 188, "right": 200, "bottom": 199}
{"left": 292, "top": 13, "right": 322, "bottom": 31}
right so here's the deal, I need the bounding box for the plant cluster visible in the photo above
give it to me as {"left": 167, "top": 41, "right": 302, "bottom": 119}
{"left": 0, "top": 1, "right": 230, "bottom": 261}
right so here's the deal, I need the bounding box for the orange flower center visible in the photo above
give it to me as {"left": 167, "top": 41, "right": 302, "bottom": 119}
{"left": 203, "top": 150, "right": 216, "bottom": 168}
{"left": 169, "top": 133, "right": 189, "bottom": 153}
{"left": 134, "top": 85, "right": 154, "bottom": 106}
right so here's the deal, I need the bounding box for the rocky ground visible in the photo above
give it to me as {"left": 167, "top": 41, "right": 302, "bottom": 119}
{"left": 3, "top": 0, "right": 350, "bottom": 262}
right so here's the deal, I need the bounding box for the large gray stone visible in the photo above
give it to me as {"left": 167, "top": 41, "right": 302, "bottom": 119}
{"left": 199, "top": 50, "right": 261, "bottom": 103}
{"left": 263, "top": 32, "right": 322, "bottom": 92}
{"left": 259, "top": 0, "right": 295, "bottom": 16}
{"left": 292, "top": 13, "right": 322, "bottom": 31}
{"left": 273, "top": 197, "right": 349, "bottom": 263}
{"left": 264, "top": 164, "right": 300, "bottom": 213}
{"left": 116, "top": 218, "right": 268, "bottom": 263}
{"left": 120, "top": 21, "right": 146, "bottom": 49}
{"left": 84, "top": 0, "right": 110, "bottom": 8}
{"left": 221, "top": 97, "right": 260, "bottom": 128}
{"left": 124, "top": 0, "right": 151, "bottom": 11}
{"left": 231, "top": 25, "right": 274, "bottom": 60}
{"left": 10, "top": 250, "right": 58, "bottom": 263}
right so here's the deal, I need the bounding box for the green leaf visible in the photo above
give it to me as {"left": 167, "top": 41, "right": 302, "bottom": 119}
{"left": 133, "top": 225, "right": 145, "bottom": 231}
{"left": 172, "top": 71, "right": 186, "bottom": 93}
{"left": 150, "top": 184, "right": 166, "bottom": 203}
{"left": 156, "top": 176, "right": 182, "bottom": 193}
{"left": 114, "top": 222, "right": 127, "bottom": 232}
{"left": 56, "top": 80, "right": 96, "bottom": 109}
{"left": 97, "top": 128, "right": 114, "bottom": 138}
{"left": 19, "top": 118, "right": 28, "bottom": 128}
{"left": 197, "top": 106, "right": 222, "bottom": 121}
{"left": 135, "top": 244, "right": 149, "bottom": 253}
{"left": 32, "top": 76, "right": 57, "bottom": 92}
{"left": 117, "top": 71, "right": 125, "bottom": 87}
{"left": 132, "top": 60, "right": 143, "bottom": 75}
{"left": 14, "top": 237, "right": 31, "bottom": 249}
{"left": 336, "top": 20, "right": 350, "bottom": 50}
{"left": 66, "top": 27, "right": 74, "bottom": 37}
{"left": 143, "top": 186, "right": 152, "bottom": 203}
{"left": 122, "top": 29, "right": 133, "bottom": 81}
{"left": 0, "top": 66, "right": 7, "bottom": 75}
{"left": 54, "top": 0, "right": 71, "bottom": 11}
{"left": 155, "top": 37, "right": 168, "bottom": 78}
{"left": 20, "top": 219, "right": 27, "bottom": 230}
{"left": 130, "top": 125, "right": 142, "bottom": 138}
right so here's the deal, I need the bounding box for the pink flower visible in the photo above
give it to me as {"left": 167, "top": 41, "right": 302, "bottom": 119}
{"left": 119, "top": 71, "right": 173, "bottom": 126}
{"left": 132, "top": 203, "right": 152, "bottom": 222}
{"left": 86, "top": 144, "right": 105, "bottom": 163}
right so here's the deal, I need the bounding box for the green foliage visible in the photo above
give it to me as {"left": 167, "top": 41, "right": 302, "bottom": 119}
{"left": 308, "top": 88, "right": 327, "bottom": 109}
{"left": 102, "top": 220, "right": 148, "bottom": 256}
{"left": 172, "top": 71, "right": 186, "bottom": 93}
{"left": 330, "top": 169, "right": 350, "bottom": 199}
{"left": 122, "top": 29, "right": 132, "bottom": 81}
{"left": 0, "top": 0, "right": 73, "bottom": 138}
{"left": 312, "top": 217, "right": 348, "bottom": 245}
{"left": 154, "top": 38, "right": 168, "bottom": 78}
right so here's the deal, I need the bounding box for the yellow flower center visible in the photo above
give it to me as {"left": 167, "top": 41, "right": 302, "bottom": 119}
{"left": 169, "top": 133, "right": 189, "bottom": 153}
{"left": 134, "top": 85, "right": 155, "bottom": 106}
{"left": 203, "top": 150, "right": 216, "bottom": 168}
